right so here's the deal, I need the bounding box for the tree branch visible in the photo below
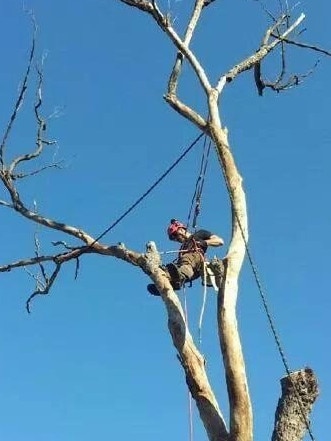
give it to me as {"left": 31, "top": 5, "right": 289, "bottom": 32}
{"left": 0, "top": 17, "right": 36, "bottom": 167}
{"left": 224, "top": 13, "right": 305, "bottom": 82}
{"left": 0, "top": 242, "right": 142, "bottom": 274}
{"left": 0, "top": 248, "right": 85, "bottom": 273}
{"left": 270, "top": 34, "right": 331, "bottom": 56}
{"left": 164, "top": 94, "right": 207, "bottom": 131}
{"left": 164, "top": 0, "right": 209, "bottom": 129}
{"left": 1, "top": 241, "right": 142, "bottom": 311}
{"left": 9, "top": 61, "right": 56, "bottom": 174}
{"left": 119, "top": 0, "right": 212, "bottom": 94}
{"left": 0, "top": 168, "right": 97, "bottom": 245}
{"left": 12, "top": 160, "right": 64, "bottom": 180}
{"left": 26, "top": 262, "right": 61, "bottom": 313}
{"left": 0, "top": 199, "right": 13, "bottom": 208}
{"left": 167, "top": 0, "right": 206, "bottom": 96}
{"left": 142, "top": 242, "right": 229, "bottom": 441}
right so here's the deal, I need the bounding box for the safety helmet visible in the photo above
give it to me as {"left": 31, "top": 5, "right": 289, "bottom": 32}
{"left": 167, "top": 219, "right": 187, "bottom": 240}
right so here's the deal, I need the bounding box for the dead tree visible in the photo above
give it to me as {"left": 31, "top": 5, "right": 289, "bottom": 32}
{"left": 0, "top": 3, "right": 328, "bottom": 441}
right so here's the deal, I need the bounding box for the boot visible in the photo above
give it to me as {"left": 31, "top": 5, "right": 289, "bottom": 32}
{"left": 148, "top": 280, "right": 182, "bottom": 296}
{"left": 147, "top": 283, "right": 162, "bottom": 296}
{"left": 147, "top": 263, "right": 185, "bottom": 296}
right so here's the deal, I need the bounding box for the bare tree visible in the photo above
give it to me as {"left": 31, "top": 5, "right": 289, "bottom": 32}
{"left": 1, "top": 3, "right": 328, "bottom": 441}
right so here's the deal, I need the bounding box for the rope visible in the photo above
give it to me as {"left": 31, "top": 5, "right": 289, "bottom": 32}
{"left": 159, "top": 249, "right": 190, "bottom": 255}
{"left": 215, "top": 143, "right": 316, "bottom": 441}
{"left": 198, "top": 262, "right": 208, "bottom": 346}
{"left": 192, "top": 140, "right": 211, "bottom": 229}
{"left": 187, "top": 135, "right": 211, "bottom": 230}
{"left": 92, "top": 132, "right": 204, "bottom": 244}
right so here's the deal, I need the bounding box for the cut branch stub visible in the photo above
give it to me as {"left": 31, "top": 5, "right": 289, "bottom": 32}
{"left": 272, "top": 368, "right": 319, "bottom": 441}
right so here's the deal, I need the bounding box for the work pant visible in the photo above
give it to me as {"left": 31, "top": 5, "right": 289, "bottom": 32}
{"left": 177, "top": 252, "right": 204, "bottom": 281}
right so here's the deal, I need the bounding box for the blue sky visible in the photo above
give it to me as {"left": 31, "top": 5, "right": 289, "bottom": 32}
{"left": 0, "top": 1, "right": 330, "bottom": 440}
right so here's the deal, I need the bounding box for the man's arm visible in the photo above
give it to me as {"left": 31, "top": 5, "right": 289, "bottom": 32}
{"left": 205, "top": 234, "right": 224, "bottom": 247}
{"left": 194, "top": 230, "right": 224, "bottom": 248}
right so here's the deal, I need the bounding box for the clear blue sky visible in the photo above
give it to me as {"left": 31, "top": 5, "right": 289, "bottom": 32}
{"left": 0, "top": 1, "right": 330, "bottom": 440}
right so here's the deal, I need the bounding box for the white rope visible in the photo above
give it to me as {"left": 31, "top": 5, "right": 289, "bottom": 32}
{"left": 198, "top": 262, "right": 208, "bottom": 346}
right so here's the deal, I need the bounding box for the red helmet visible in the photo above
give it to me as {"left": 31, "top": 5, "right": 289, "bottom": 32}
{"left": 167, "top": 219, "right": 187, "bottom": 240}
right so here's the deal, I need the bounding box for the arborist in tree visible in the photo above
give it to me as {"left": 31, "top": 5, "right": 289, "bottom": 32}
{"left": 147, "top": 219, "right": 224, "bottom": 296}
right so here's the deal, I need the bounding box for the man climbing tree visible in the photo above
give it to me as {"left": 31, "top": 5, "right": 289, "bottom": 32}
{"left": 147, "top": 218, "right": 224, "bottom": 295}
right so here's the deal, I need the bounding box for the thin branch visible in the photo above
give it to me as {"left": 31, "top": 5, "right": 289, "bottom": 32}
{"left": 0, "top": 199, "right": 13, "bottom": 208}
{"left": 254, "top": 62, "right": 264, "bottom": 96}
{"left": 121, "top": 0, "right": 211, "bottom": 132}
{"left": 270, "top": 34, "right": 331, "bottom": 56}
{"left": 262, "top": 14, "right": 287, "bottom": 46}
{"left": 0, "top": 243, "right": 142, "bottom": 274}
{"left": 9, "top": 63, "right": 56, "bottom": 174}
{"left": 1, "top": 242, "right": 142, "bottom": 313}
{"left": 168, "top": 0, "right": 206, "bottom": 95}
{"left": 120, "top": 0, "right": 212, "bottom": 94}
{"left": 0, "top": 18, "right": 36, "bottom": 167}
{"left": 254, "top": 26, "right": 287, "bottom": 96}
{"left": 165, "top": 0, "right": 209, "bottom": 129}
{"left": 275, "top": 40, "right": 287, "bottom": 86}
{"left": 253, "top": 0, "right": 278, "bottom": 23}
{"left": 0, "top": 168, "right": 97, "bottom": 245}
{"left": 256, "top": 59, "right": 320, "bottom": 94}
{"left": 26, "top": 262, "right": 61, "bottom": 313}
{"left": 13, "top": 160, "right": 64, "bottom": 180}
{"left": 74, "top": 257, "right": 80, "bottom": 280}
{"left": 224, "top": 13, "right": 305, "bottom": 82}
{"left": 24, "top": 266, "right": 46, "bottom": 291}
{"left": 52, "top": 240, "right": 76, "bottom": 250}
{"left": 0, "top": 248, "right": 86, "bottom": 273}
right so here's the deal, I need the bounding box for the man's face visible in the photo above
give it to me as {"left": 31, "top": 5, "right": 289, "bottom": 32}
{"left": 174, "top": 227, "right": 188, "bottom": 243}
